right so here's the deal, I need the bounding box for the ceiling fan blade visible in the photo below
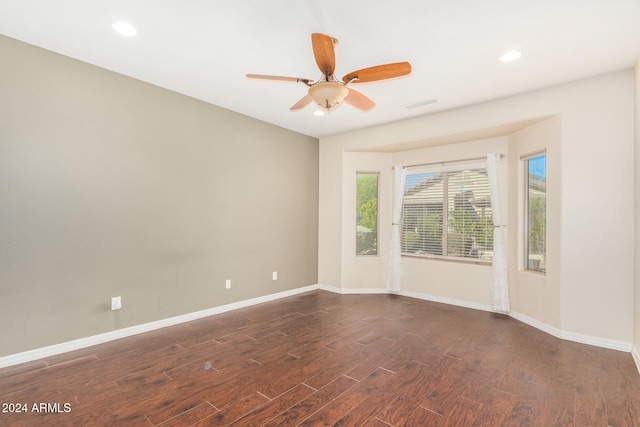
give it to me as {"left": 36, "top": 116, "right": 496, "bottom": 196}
{"left": 342, "top": 62, "right": 412, "bottom": 84}
{"left": 311, "top": 33, "right": 336, "bottom": 77}
{"left": 344, "top": 88, "right": 375, "bottom": 111}
{"left": 246, "top": 74, "right": 312, "bottom": 85}
{"left": 290, "top": 94, "right": 313, "bottom": 111}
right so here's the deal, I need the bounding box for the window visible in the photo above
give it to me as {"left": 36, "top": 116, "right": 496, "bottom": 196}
{"left": 524, "top": 153, "right": 546, "bottom": 273}
{"left": 356, "top": 173, "right": 379, "bottom": 255}
{"left": 402, "top": 166, "right": 493, "bottom": 262}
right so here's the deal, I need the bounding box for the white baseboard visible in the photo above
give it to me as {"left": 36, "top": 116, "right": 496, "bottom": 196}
{"left": 632, "top": 345, "right": 640, "bottom": 375}
{"left": 318, "top": 285, "right": 491, "bottom": 313}
{"left": 0, "top": 285, "right": 319, "bottom": 369}
{"left": 508, "top": 310, "right": 563, "bottom": 340}
{"left": 323, "top": 283, "right": 639, "bottom": 367}
{"left": 1, "top": 283, "right": 635, "bottom": 370}
{"left": 398, "top": 289, "right": 492, "bottom": 313}
{"left": 560, "top": 330, "right": 632, "bottom": 353}
{"left": 320, "top": 285, "right": 634, "bottom": 354}
{"left": 509, "top": 311, "right": 632, "bottom": 352}
{"left": 317, "top": 284, "right": 388, "bottom": 295}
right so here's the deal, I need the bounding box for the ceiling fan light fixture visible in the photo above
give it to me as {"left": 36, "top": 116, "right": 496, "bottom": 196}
{"left": 308, "top": 82, "right": 349, "bottom": 111}
{"left": 248, "top": 33, "right": 409, "bottom": 114}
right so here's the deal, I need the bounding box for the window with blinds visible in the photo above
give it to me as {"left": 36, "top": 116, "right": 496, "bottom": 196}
{"left": 402, "top": 166, "right": 493, "bottom": 262}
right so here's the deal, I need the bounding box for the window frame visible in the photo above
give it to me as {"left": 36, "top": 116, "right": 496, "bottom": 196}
{"left": 522, "top": 150, "right": 547, "bottom": 274}
{"left": 355, "top": 172, "right": 380, "bottom": 256}
{"left": 401, "top": 162, "right": 493, "bottom": 264}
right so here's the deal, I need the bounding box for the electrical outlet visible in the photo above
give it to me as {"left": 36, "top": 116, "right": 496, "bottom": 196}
{"left": 111, "top": 296, "right": 122, "bottom": 310}
{"left": 225, "top": 279, "right": 231, "bottom": 289}
{"left": 272, "top": 271, "right": 278, "bottom": 281}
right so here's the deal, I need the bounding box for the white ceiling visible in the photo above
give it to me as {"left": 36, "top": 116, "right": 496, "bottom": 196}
{"left": 1, "top": 0, "right": 639, "bottom": 139}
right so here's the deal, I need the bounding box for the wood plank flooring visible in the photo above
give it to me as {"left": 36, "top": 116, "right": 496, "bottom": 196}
{"left": 1, "top": 290, "right": 639, "bottom": 426}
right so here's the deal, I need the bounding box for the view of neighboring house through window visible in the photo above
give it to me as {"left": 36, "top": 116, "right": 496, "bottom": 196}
{"left": 525, "top": 153, "right": 547, "bottom": 273}
{"left": 402, "top": 166, "right": 493, "bottom": 262}
{"left": 356, "top": 173, "right": 379, "bottom": 255}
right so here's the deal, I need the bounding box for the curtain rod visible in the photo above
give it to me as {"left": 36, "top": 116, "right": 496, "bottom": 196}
{"left": 403, "top": 154, "right": 504, "bottom": 169}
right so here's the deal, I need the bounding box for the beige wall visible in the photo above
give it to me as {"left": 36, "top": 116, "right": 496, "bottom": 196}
{"left": 634, "top": 57, "right": 640, "bottom": 365}
{"left": 508, "top": 117, "right": 561, "bottom": 330}
{"left": 0, "top": 35, "right": 319, "bottom": 357}
{"left": 319, "top": 69, "right": 635, "bottom": 347}
{"left": 342, "top": 152, "right": 392, "bottom": 289}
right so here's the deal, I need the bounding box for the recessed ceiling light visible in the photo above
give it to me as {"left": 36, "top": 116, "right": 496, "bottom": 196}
{"left": 112, "top": 21, "right": 137, "bottom": 37}
{"left": 313, "top": 110, "right": 326, "bottom": 117}
{"left": 500, "top": 50, "right": 522, "bottom": 63}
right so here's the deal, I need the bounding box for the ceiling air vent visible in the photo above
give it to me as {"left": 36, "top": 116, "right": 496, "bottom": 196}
{"left": 404, "top": 98, "right": 439, "bottom": 110}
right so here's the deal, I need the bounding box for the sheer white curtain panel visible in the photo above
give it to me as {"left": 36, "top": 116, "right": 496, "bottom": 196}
{"left": 386, "top": 165, "right": 407, "bottom": 293}
{"left": 487, "top": 153, "right": 509, "bottom": 312}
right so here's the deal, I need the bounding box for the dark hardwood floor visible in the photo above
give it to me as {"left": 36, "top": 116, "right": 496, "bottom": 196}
{"left": 1, "top": 290, "right": 639, "bottom": 426}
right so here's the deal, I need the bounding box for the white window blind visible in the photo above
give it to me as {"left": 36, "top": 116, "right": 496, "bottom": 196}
{"left": 402, "top": 164, "right": 493, "bottom": 262}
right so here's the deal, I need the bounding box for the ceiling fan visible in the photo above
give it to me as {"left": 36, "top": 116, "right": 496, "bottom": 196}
{"left": 247, "top": 33, "right": 411, "bottom": 113}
